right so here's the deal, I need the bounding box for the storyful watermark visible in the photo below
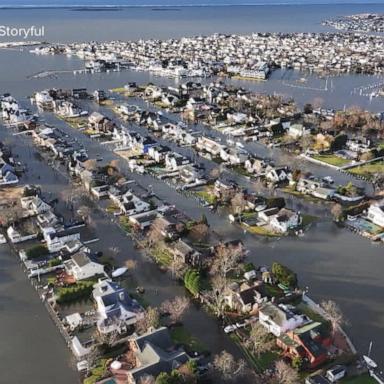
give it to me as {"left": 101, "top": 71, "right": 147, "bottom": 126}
{"left": 0, "top": 25, "right": 45, "bottom": 39}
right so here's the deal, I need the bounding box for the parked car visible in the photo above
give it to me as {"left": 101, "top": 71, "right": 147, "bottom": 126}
{"left": 223, "top": 324, "right": 237, "bottom": 334}
{"left": 326, "top": 365, "right": 347, "bottom": 383}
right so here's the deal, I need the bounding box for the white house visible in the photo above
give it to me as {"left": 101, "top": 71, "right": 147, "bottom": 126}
{"left": 269, "top": 208, "right": 301, "bottom": 233}
{"left": 367, "top": 200, "right": 384, "bottom": 228}
{"left": 43, "top": 227, "right": 81, "bottom": 253}
{"left": 20, "top": 196, "right": 52, "bottom": 216}
{"left": 259, "top": 302, "right": 308, "bottom": 337}
{"left": 288, "top": 124, "right": 311, "bottom": 139}
{"left": 92, "top": 279, "right": 144, "bottom": 334}
{"left": 64, "top": 251, "right": 105, "bottom": 281}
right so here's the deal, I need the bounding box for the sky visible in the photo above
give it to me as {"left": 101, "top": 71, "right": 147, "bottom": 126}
{"left": 1, "top": 0, "right": 384, "bottom": 7}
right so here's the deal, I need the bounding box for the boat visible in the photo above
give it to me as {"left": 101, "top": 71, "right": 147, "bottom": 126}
{"left": 0, "top": 234, "right": 7, "bottom": 244}
{"left": 112, "top": 267, "right": 128, "bottom": 278}
{"left": 363, "top": 355, "right": 378, "bottom": 369}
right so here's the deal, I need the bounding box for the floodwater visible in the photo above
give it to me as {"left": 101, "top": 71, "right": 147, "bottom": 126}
{"left": 1, "top": 4, "right": 384, "bottom": 383}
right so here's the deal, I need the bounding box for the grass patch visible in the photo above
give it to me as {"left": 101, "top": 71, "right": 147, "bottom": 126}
{"left": 242, "top": 224, "right": 280, "bottom": 237}
{"left": 56, "top": 280, "right": 96, "bottom": 304}
{"left": 194, "top": 190, "right": 217, "bottom": 205}
{"left": 341, "top": 374, "right": 376, "bottom": 384}
{"left": 106, "top": 203, "right": 120, "bottom": 214}
{"left": 170, "top": 326, "right": 206, "bottom": 354}
{"left": 313, "top": 154, "right": 350, "bottom": 167}
{"left": 83, "top": 358, "right": 109, "bottom": 384}
{"left": 119, "top": 216, "right": 132, "bottom": 233}
{"left": 348, "top": 160, "right": 384, "bottom": 180}
{"left": 151, "top": 245, "right": 173, "bottom": 267}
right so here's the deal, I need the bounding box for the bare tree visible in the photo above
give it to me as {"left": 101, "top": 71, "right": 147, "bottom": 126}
{"left": 212, "top": 351, "right": 246, "bottom": 382}
{"left": 136, "top": 306, "right": 160, "bottom": 334}
{"left": 170, "top": 256, "right": 187, "bottom": 280}
{"left": 124, "top": 259, "right": 137, "bottom": 271}
{"left": 160, "top": 296, "right": 190, "bottom": 323}
{"left": 247, "top": 322, "right": 273, "bottom": 357}
{"left": 230, "top": 192, "right": 247, "bottom": 215}
{"left": 83, "top": 159, "right": 98, "bottom": 171}
{"left": 205, "top": 274, "right": 228, "bottom": 318}
{"left": 331, "top": 203, "right": 343, "bottom": 222}
{"left": 321, "top": 300, "right": 345, "bottom": 336}
{"left": 210, "top": 242, "right": 244, "bottom": 278}
{"left": 146, "top": 218, "right": 165, "bottom": 247}
{"left": 109, "top": 246, "right": 120, "bottom": 258}
{"left": 190, "top": 222, "right": 209, "bottom": 241}
{"left": 274, "top": 360, "right": 300, "bottom": 384}
{"left": 139, "top": 376, "right": 156, "bottom": 384}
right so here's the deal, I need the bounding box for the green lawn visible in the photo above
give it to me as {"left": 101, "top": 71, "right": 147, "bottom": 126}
{"left": 242, "top": 224, "right": 281, "bottom": 237}
{"left": 348, "top": 160, "right": 384, "bottom": 180}
{"left": 313, "top": 154, "right": 351, "bottom": 167}
{"left": 194, "top": 190, "right": 217, "bottom": 205}
{"left": 151, "top": 245, "right": 173, "bottom": 267}
{"left": 341, "top": 374, "right": 376, "bottom": 384}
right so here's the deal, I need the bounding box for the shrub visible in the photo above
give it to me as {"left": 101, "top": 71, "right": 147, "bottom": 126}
{"left": 272, "top": 262, "right": 298, "bottom": 288}
{"left": 184, "top": 269, "right": 202, "bottom": 297}
{"left": 26, "top": 244, "right": 49, "bottom": 260}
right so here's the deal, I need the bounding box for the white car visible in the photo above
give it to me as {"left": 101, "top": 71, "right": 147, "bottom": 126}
{"left": 224, "top": 324, "right": 237, "bottom": 334}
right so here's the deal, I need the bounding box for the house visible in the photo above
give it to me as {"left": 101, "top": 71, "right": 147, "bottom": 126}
{"left": 277, "top": 322, "right": 330, "bottom": 369}
{"left": 0, "top": 166, "right": 18, "bottom": 186}
{"left": 179, "top": 164, "right": 204, "bottom": 185}
{"left": 144, "top": 85, "right": 163, "bottom": 100}
{"left": 54, "top": 100, "right": 84, "bottom": 118}
{"left": 147, "top": 145, "right": 171, "bottom": 163}
{"left": 149, "top": 216, "right": 179, "bottom": 240}
{"left": 326, "top": 366, "right": 347, "bottom": 383}
{"left": 88, "top": 112, "right": 115, "bottom": 133}
{"left": 367, "top": 200, "right": 384, "bottom": 228}
{"left": 265, "top": 166, "right": 291, "bottom": 184}
{"left": 35, "top": 90, "right": 55, "bottom": 110}
{"left": 92, "top": 279, "right": 144, "bottom": 335}
{"left": 93, "top": 89, "right": 106, "bottom": 103}
{"left": 346, "top": 137, "right": 371, "bottom": 153}
{"left": 126, "top": 327, "right": 190, "bottom": 384}
{"left": 225, "top": 282, "right": 270, "bottom": 313}
{"left": 195, "top": 136, "right": 226, "bottom": 157}
{"left": 20, "top": 196, "right": 52, "bottom": 216}
{"left": 119, "top": 192, "right": 151, "bottom": 216}
{"left": 43, "top": 227, "right": 81, "bottom": 253}
{"left": 64, "top": 251, "right": 105, "bottom": 281}
{"left": 7, "top": 225, "right": 38, "bottom": 244}
{"left": 269, "top": 208, "right": 301, "bottom": 233}
{"left": 168, "top": 239, "right": 202, "bottom": 267}
{"left": 220, "top": 148, "right": 248, "bottom": 165}
{"left": 244, "top": 157, "right": 266, "bottom": 175}
{"left": 288, "top": 123, "right": 311, "bottom": 138}
{"left": 165, "top": 152, "right": 190, "bottom": 171}
{"left": 259, "top": 302, "right": 309, "bottom": 337}
{"left": 129, "top": 211, "right": 158, "bottom": 231}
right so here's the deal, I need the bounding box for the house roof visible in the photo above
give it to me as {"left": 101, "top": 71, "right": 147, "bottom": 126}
{"left": 72, "top": 251, "right": 91, "bottom": 267}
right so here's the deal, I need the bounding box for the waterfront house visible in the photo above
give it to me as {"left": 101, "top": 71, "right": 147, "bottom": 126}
{"left": 277, "top": 322, "right": 330, "bottom": 369}
{"left": 20, "top": 195, "right": 52, "bottom": 216}
{"left": 225, "top": 281, "right": 270, "bottom": 313}
{"left": 125, "top": 327, "right": 190, "bottom": 384}
{"left": 195, "top": 136, "right": 226, "bottom": 157}
{"left": 0, "top": 164, "right": 18, "bottom": 186}
{"left": 167, "top": 239, "right": 202, "bottom": 267}
{"left": 244, "top": 157, "right": 267, "bottom": 175}
{"left": 6, "top": 225, "right": 38, "bottom": 244}
{"left": 43, "top": 227, "right": 81, "bottom": 253}
{"left": 269, "top": 208, "right": 301, "bottom": 233}
{"left": 147, "top": 145, "right": 171, "bottom": 163}
{"left": 88, "top": 112, "right": 115, "bottom": 133}
{"left": 35, "top": 90, "right": 55, "bottom": 110}
{"left": 265, "top": 166, "right": 291, "bottom": 184}
{"left": 118, "top": 191, "right": 151, "bottom": 216}
{"left": 149, "top": 215, "right": 179, "bottom": 241}
{"left": 93, "top": 279, "right": 144, "bottom": 335}
{"left": 288, "top": 123, "right": 311, "bottom": 139}
{"left": 165, "top": 152, "right": 190, "bottom": 171}
{"left": 367, "top": 200, "right": 384, "bottom": 228}
{"left": 259, "top": 302, "right": 309, "bottom": 337}
{"left": 129, "top": 211, "right": 158, "bottom": 231}
{"left": 64, "top": 250, "right": 105, "bottom": 281}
